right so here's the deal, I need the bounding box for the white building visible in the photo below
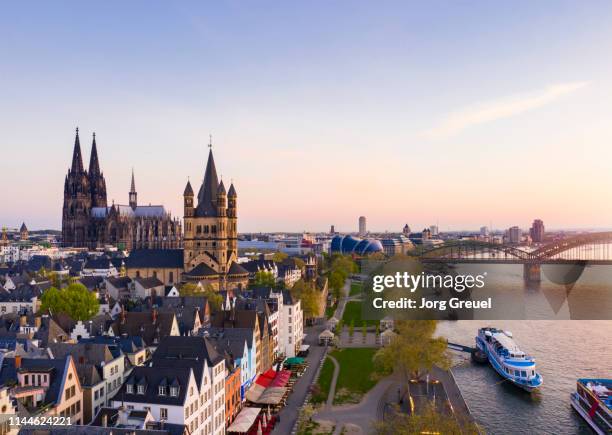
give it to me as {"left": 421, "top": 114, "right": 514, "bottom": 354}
{"left": 112, "top": 336, "right": 226, "bottom": 435}
{"left": 271, "top": 290, "right": 303, "bottom": 358}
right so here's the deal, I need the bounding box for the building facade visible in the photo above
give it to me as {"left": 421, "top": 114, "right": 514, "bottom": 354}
{"left": 182, "top": 146, "right": 248, "bottom": 289}
{"left": 62, "top": 128, "right": 182, "bottom": 250}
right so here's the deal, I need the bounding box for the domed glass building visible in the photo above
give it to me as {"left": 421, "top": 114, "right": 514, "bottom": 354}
{"left": 330, "top": 235, "right": 383, "bottom": 255}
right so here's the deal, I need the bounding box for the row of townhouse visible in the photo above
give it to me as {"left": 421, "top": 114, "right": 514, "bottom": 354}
{"left": 111, "top": 336, "right": 226, "bottom": 435}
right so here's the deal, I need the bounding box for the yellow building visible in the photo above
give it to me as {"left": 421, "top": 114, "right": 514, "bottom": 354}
{"left": 182, "top": 146, "right": 248, "bottom": 290}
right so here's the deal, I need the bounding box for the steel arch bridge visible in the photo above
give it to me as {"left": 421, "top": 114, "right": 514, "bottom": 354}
{"left": 418, "top": 232, "right": 612, "bottom": 264}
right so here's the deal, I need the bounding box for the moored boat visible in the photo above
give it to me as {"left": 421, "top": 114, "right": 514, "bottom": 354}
{"left": 475, "top": 327, "right": 543, "bottom": 392}
{"left": 570, "top": 378, "right": 612, "bottom": 435}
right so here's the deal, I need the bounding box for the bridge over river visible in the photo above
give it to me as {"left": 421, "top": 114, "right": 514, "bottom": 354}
{"left": 417, "top": 231, "right": 612, "bottom": 282}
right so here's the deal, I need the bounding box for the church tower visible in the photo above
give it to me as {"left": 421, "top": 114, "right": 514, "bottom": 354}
{"left": 183, "top": 142, "right": 238, "bottom": 284}
{"left": 62, "top": 128, "right": 92, "bottom": 247}
{"left": 129, "top": 169, "right": 137, "bottom": 210}
{"left": 88, "top": 132, "right": 108, "bottom": 208}
{"left": 227, "top": 182, "right": 238, "bottom": 254}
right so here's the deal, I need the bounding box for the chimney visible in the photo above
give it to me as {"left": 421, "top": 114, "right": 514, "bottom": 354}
{"left": 121, "top": 309, "right": 126, "bottom": 325}
{"left": 34, "top": 316, "right": 41, "bottom": 329}
{"left": 152, "top": 308, "right": 157, "bottom": 324}
{"left": 15, "top": 355, "right": 21, "bottom": 369}
{"left": 101, "top": 413, "right": 107, "bottom": 427}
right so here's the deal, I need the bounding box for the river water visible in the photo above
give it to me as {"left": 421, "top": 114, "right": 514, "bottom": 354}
{"left": 437, "top": 319, "right": 612, "bottom": 434}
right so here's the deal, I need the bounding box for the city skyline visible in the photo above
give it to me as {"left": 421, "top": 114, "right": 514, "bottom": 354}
{"left": 3, "top": 2, "right": 612, "bottom": 232}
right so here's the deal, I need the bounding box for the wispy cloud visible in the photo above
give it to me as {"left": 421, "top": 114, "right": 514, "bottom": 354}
{"left": 422, "top": 81, "right": 589, "bottom": 139}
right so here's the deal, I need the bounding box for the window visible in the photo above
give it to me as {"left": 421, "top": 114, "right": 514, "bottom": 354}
{"left": 160, "top": 408, "right": 168, "bottom": 420}
{"left": 159, "top": 386, "right": 167, "bottom": 396}
{"left": 24, "top": 375, "right": 29, "bottom": 385}
{"left": 169, "top": 271, "right": 174, "bottom": 283}
{"left": 153, "top": 271, "right": 157, "bottom": 279}
{"left": 170, "top": 386, "right": 179, "bottom": 397}
{"left": 126, "top": 384, "right": 134, "bottom": 394}
{"left": 137, "top": 385, "right": 145, "bottom": 394}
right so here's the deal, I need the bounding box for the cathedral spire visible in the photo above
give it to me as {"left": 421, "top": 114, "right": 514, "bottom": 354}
{"left": 130, "top": 168, "right": 136, "bottom": 193}
{"left": 71, "top": 127, "right": 84, "bottom": 173}
{"left": 89, "top": 132, "right": 101, "bottom": 175}
{"left": 129, "top": 168, "right": 137, "bottom": 210}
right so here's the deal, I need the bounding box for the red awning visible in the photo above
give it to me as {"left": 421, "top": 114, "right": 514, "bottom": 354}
{"left": 270, "top": 370, "right": 291, "bottom": 388}
{"left": 255, "top": 369, "right": 277, "bottom": 387}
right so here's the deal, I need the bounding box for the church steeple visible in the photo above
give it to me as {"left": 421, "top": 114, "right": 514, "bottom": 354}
{"left": 196, "top": 141, "right": 220, "bottom": 217}
{"left": 129, "top": 168, "right": 137, "bottom": 210}
{"left": 70, "top": 127, "right": 85, "bottom": 174}
{"left": 89, "top": 132, "right": 101, "bottom": 176}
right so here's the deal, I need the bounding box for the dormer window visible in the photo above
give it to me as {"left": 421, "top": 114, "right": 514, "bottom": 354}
{"left": 170, "top": 386, "right": 179, "bottom": 397}
{"left": 126, "top": 384, "right": 134, "bottom": 394}
{"left": 158, "top": 386, "right": 167, "bottom": 396}
{"left": 137, "top": 385, "right": 145, "bottom": 394}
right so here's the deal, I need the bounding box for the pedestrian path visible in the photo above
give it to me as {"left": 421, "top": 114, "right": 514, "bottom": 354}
{"left": 325, "top": 355, "right": 340, "bottom": 409}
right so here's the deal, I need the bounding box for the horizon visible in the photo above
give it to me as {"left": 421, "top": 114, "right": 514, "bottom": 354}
{"left": 3, "top": 1, "right": 612, "bottom": 232}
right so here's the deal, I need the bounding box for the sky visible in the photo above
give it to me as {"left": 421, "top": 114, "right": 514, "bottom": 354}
{"left": 2, "top": 1, "right": 612, "bottom": 233}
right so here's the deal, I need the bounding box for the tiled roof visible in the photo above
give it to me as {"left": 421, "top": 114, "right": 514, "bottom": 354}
{"left": 184, "top": 262, "right": 218, "bottom": 277}
{"left": 116, "top": 365, "right": 192, "bottom": 407}
{"left": 126, "top": 249, "right": 184, "bottom": 269}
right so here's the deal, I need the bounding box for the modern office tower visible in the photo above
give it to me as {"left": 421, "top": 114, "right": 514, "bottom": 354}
{"left": 358, "top": 216, "right": 366, "bottom": 236}
{"left": 530, "top": 219, "right": 545, "bottom": 243}
{"left": 508, "top": 226, "right": 521, "bottom": 244}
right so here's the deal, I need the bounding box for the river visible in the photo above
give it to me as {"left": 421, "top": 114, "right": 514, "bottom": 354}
{"left": 436, "top": 319, "right": 612, "bottom": 434}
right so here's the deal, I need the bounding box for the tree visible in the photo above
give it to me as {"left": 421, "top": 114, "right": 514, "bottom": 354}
{"left": 328, "top": 270, "right": 344, "bottom": 300}
{"left": 40, "top": 283, "right": 99, "bottom": 321}
{"left": 179, "top": 283, "right": 223, "bottom": 312}
{"left": 292, "top": 257, "right": 305, "bottom": 269}
{"left": 290, "top": 279, "right": 321, "bottom": 319}
{"left": 335, "top": 319, "right": 343, "bottom": 336}
{"left": 373, "top": 320, "right": 450, "bottom": 381}
{"left": 252, "top": 271, "right": 276, "bottom": 288}
{"left": 179, "top": 283, "right": 200, "bottom": 296}
{"left": 374, "top": 402, "right": 481, "bottom": 435}
{"left": 203, "top": 289, "right": 223, "bottom": 312}
{"left": 272, "top": 252, "right": 288, "bottom": 263}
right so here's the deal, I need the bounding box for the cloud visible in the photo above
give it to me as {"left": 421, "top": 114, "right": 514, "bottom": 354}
{"left": 422, "top": 81, "right": 589, "bottom": 139}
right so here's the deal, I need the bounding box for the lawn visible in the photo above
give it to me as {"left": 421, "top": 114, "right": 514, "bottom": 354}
{"left": 330, "top": 347, "right": 378, "bottom": 404}
{"left": 325, "top": 302, "right": 337, "bottom": 319}
{"left": 311, "top": 357, "right": 335, "bottom": 404}
{"left": 341, "top": 300, "right": 378, "bottom": 327}
{"left": 349, "top": 281, "right": 362, "bottom": 297}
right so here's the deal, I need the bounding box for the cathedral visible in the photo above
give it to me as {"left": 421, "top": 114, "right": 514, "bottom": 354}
{"left": 61, "top": 128, "right": 182, "bottom": 250}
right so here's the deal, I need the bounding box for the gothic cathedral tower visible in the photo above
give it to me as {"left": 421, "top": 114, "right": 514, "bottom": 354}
{"left": 62, "top": 128, "right": 92, "bottom": 247}
{"left": 88, "top": 132, "right": 107, "bottom": 208}
{"left": 183, "top": 146, "right": 238, "bottom": 278}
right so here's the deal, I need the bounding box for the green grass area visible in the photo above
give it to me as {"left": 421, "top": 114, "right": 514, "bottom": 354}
{"left": 349, "top": 281, "right": 362, "bottom": 297}
{"left": 330, "top": 347, "right": 378, "bottom": 404}
{"left": 325, "top": 303, "right": 337, "bottom": 319}
{"left": 311, "top": 357, "right": 335, "bottom": 404}
{"left": 341, "top": 300, "right": 378, "bottom": 327}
